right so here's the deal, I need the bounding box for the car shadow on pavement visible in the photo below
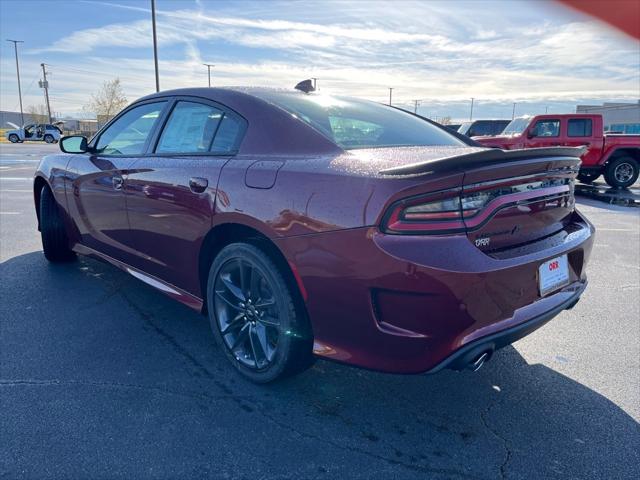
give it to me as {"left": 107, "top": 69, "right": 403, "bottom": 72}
{"left": 1, "top": 252, "right": 638, "bottom": 480}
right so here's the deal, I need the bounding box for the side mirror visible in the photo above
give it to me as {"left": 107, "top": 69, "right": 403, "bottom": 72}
{"left": 60, "top": 135, "right": 88, "bottom": 154}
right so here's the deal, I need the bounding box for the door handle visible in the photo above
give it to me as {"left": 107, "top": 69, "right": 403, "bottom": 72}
{"left": 189, "top": 177, "right": 208, "bottom": 193}
{"left": 113, "top": 176, "right": 124, "bottom": 190}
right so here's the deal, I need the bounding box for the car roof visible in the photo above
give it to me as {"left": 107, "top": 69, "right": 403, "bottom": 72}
{"left": 136, "top": 87, "right": 342, "bottom": 155}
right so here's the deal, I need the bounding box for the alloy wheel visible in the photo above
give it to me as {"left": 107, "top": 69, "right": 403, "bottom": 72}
{"left": 213, "top": 258, "right": 281, "bottom": 370}
{"left": 614, "top": 162, "right": 634, "bottom": 183}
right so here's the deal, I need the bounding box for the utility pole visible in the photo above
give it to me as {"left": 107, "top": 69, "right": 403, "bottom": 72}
{"left": 203, "top": 63, "right": 214, "bottom": 87}
{"left": 40, "top": 63, "right": 52, "bottom": 123}
{"left": 6, "top": 39, "right": 24, "bottom": 126}
{"left": 512, "top": 102, "right": 516, "bottom": 120}
{"left": 151, "top": 0, "right": 160, "bottom": 92}
{"left": 470, "top": 97, "right": 474, "bottom": 120}
{"left": 388, "top": 87, "right": 393, "bottom": 106}
{"left": 545, "top": 106, "right": 549, "bottom": 114}
{"left": 412, "top": 99, "right": 421, "bottom": 114}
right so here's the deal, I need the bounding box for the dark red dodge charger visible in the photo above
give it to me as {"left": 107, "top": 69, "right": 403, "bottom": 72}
{"left": 34, "top": 85, "right": 593, "bottom": 382}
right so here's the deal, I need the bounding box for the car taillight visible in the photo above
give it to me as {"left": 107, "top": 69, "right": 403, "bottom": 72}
{"left": 383, "top": 191, "right": 468, "bottom": 234}
{"left": 382, "top": 177, "right": 573, "bottom": 235}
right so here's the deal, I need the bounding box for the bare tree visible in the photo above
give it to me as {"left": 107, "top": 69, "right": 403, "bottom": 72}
{"left": 26, "top": 104, "right": 48, "bottom": 123}
{"left": 85, "top": 78, "right": 128, "bottom": 120}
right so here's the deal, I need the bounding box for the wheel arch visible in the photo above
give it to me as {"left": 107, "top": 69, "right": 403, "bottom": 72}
{"left": 33, "top": 175, "right": 49, "bottom": 231}
{"left": 603, "top": 147, "right": 640, "bottom": 165}
{"left": 198, "top": 222, "right": 309, "bottom": 321}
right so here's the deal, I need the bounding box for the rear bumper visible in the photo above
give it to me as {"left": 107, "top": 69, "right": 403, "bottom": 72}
{"left": 276, "top": 211, "right": 594, "bottom": 374}
{"left": 426, "top": 280, "right": 586, "bottom": 373}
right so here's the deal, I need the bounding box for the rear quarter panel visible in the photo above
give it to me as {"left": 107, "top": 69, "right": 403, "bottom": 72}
{"left": 600, "top": 135, "right": 640, "bottom": 164}
{"left": 214, "top": 149, "right": 468, "bottom": 238}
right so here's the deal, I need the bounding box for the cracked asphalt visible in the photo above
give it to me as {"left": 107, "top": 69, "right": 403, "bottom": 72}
{"left": 1, "top": 144, "right": 639, "bottom": 479}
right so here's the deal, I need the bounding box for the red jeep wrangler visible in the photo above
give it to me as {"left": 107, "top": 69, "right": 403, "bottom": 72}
{"left": 473, "top": 114, "right": 640, "bottom": 188}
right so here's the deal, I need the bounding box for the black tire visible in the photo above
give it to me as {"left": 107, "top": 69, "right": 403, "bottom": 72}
{"left": 8, "top": 134, "right": 19, "bottom": 143}
{"left": 604, "top": 156, "right": 639, "bottom": 189}
{"left": 577, "top": 171, "right": 600, "bottom": 184}
{"left": 207, "top": 243, "right": 313, "bottom": 383}
{"left": 39, "top": 186, "right": 75, "bottom": 262}
{"left": 44, "top": 134, "right": 55, "bottom": 144}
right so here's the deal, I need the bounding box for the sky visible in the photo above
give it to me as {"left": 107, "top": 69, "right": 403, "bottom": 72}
{"left": 0, "top": 0, "right": 638, "bottom": 122}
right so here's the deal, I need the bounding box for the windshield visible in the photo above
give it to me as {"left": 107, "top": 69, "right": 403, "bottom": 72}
{"left": 457, "top": 122, "right": 473, "bottom": 135}
{"left": 253, "top": 91, "right": 465, "bottom": 149}
{"left": 502, "top": 117, "right": 532, "bottom": 135}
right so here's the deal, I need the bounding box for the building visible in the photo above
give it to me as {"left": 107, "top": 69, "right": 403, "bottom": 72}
{"left": 576, "top": 101, "right": 640, "bottom": 134}
{"left": 0, "top": 110, "right": 46, "bottom": 127}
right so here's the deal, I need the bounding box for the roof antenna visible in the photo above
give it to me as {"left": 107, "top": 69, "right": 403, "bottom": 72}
{"left": 294, "top": 79, "right": 315, "bottom": 93}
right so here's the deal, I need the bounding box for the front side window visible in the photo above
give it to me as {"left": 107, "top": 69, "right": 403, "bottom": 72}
{"left": 156, "top": 101, "right": 223, "bottom": 153}
{"left": 567, "top": 118, "right": 593, "bottom": 137}
{"left": 96, "top": 102, "right": 167, "bottom": 155}
{"left": 531, "top": 119, "right": 560, "bottom": 137}
{"left": 254, "top": 92, "right": 464, "bottom": 149}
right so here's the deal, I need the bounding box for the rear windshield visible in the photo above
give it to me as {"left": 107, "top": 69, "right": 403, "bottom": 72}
{"left": 253, "top": 91, "right": 464, "bottom": 149}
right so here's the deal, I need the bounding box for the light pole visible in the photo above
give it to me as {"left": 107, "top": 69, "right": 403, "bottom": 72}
{"left": 388, "top": 88, "right": 393, "bottom": 106}
{"left": 412, "top": 99, "right": 421, "bottom": 114}
{"left": 151, "top": 0, "right": 160, "bottom": 92}
{"left": 512, "top": 102, "right": 516, "bottom": 120}
{"left": 470, "top": 97, "right": 474, "bottom": 120}
{"left": 203, "top": 63, "right": 214, "bottom": 87}
{"left": 40, "top": 63, "right": 52, "bottom": 123}
{"left": 6, "top": 39, "right": 24, "bottom": 126}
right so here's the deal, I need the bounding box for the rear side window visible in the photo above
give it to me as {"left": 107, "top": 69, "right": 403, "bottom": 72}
{"left": 211, "top": 113, "right": 243, "bottom": 153}
{"left": 157, "top": 101, "right": 223, "bottom": 153}
{"left": 96, "top": 102, "right": 167, "bottom": 155}
{"left": 567, "top": 118, "right": 593, "bottom": 137}
{"left": 531, "top": 119, "right": 560, "bottom": 137}
{"left": 470, "top": 122, "right": 492, "bottom": 136}
{"left": 492, "top": 121, "right": 509, "bottom": 135}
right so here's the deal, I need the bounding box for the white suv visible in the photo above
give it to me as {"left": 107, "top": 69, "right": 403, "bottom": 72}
{"left": 6, "top": 123, "right": 62, "bottom": 144}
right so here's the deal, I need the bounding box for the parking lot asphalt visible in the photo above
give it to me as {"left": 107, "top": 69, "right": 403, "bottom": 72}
{"left": 1, "top": 143, "right": 639, "bottom": 479}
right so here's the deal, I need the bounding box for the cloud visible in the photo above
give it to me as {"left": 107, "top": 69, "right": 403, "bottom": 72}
{"left": 3, "top": 0, "right": 637, "bottom": 118}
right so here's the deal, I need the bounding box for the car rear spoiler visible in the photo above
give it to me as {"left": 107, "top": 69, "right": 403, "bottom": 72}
{"left": 379, "top": 146, "right": 586, "bottom": 176}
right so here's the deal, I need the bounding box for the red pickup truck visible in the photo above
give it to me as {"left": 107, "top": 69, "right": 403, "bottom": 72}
{"left": 473, "top": 114, "right": 640, "bottom": 188}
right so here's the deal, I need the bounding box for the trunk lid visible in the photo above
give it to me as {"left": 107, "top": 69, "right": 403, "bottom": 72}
{"left": 380, "top": 147, "right": 583, "bottom": 252}
{"left": 461, "top": 151, "right": 580, "bottom": 253}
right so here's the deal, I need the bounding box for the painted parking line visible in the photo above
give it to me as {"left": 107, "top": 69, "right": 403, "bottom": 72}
{"left": 0, "top": 177, "right": 32, "bottom": 181}
{"left": 0, "top": 212, "right": 22, "bottom": 215}
{"left": 1, "top": 189, "right": 32, "bottom": 193}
